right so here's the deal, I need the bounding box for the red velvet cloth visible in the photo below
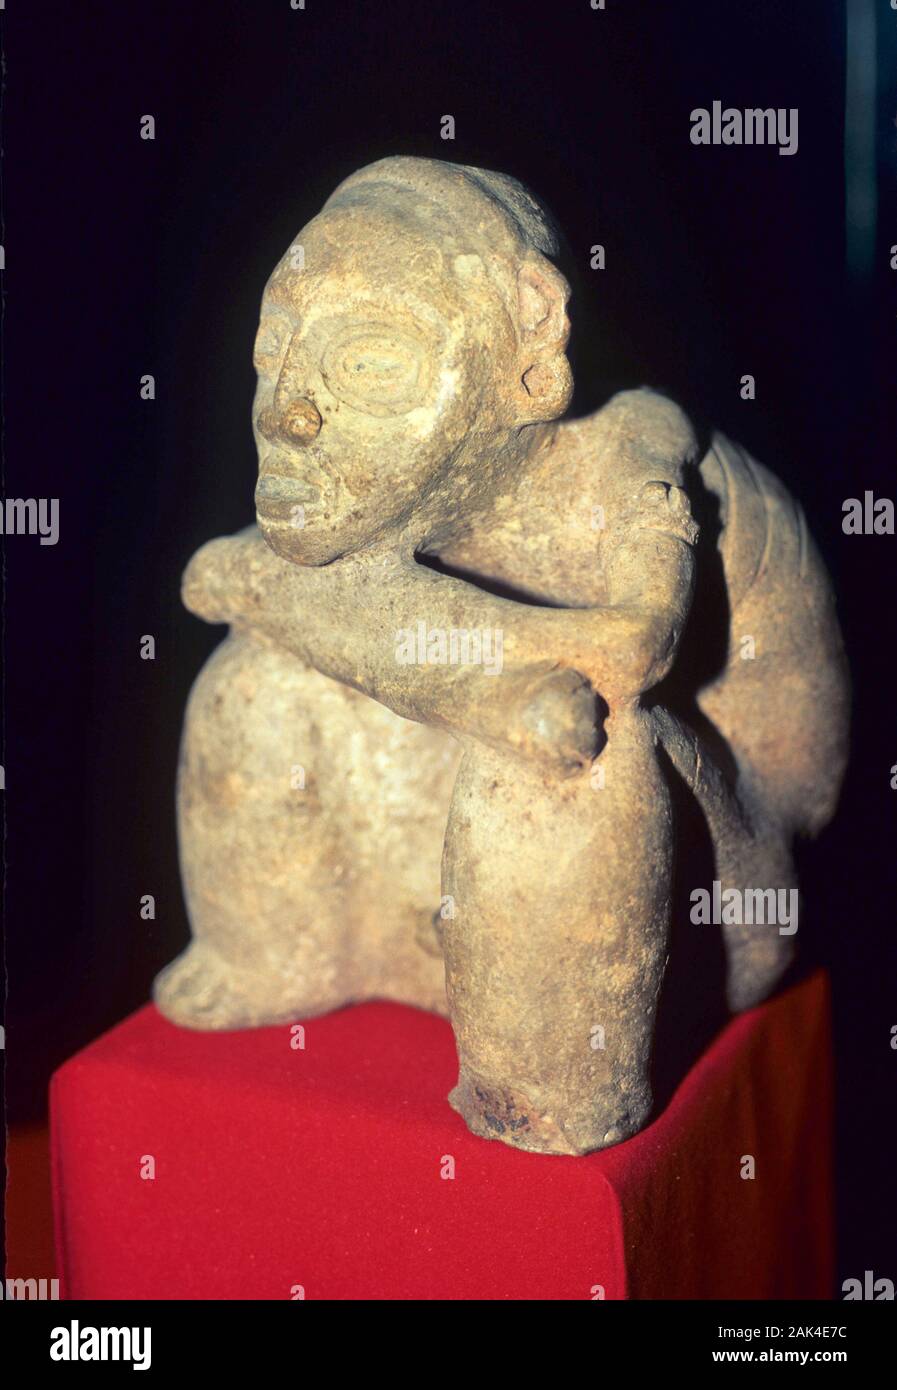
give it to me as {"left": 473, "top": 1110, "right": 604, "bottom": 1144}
{"left": 51, "top": 972, "right": 833, "bottom": 1300}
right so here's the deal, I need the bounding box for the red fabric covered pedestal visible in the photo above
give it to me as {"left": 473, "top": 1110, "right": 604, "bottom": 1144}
{"left": 51, "top": 972, "right": 833, "bottom": 1300}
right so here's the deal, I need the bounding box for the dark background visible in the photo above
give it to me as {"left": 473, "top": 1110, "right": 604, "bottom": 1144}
{"left": 4, "top": 0, "right": 895, "bottom": 1290}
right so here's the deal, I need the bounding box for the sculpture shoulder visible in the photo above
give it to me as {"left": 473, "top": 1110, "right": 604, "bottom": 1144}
{"left": 556, "top": 390, "right": 700, "bottom": 551}
{"left": 560, "top": 389, "right": 699, "bottom": 491}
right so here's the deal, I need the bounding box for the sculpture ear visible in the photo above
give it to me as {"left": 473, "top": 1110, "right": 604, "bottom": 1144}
{"left": 517, "top": 260, "right": 570, "bottom": 348}
{"left": 515, "top": 259, "right": 573, "bottom": 423}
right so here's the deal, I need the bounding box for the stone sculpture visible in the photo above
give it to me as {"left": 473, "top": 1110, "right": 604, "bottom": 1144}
{"left": 154, "top": 157, "right": 850, "bottom": 1155}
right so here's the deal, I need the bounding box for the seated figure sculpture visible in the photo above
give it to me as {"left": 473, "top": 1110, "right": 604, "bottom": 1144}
{"left": 154, "top": 157, "right": 850, "bottom": 1156}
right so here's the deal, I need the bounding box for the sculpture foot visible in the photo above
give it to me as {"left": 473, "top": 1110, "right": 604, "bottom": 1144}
{"left": 449, "top": 1071, "right": 651, "bottom": 1156}
{"left": 153, "top": 940, "right": 321, "bottom": 1031}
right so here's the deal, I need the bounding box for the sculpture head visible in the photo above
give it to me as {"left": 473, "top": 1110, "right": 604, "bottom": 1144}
{"left": 252, "top": 157, "right": 573, "bottom": 564}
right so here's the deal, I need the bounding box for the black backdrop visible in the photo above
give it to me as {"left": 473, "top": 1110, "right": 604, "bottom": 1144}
{"left": 4, "top": 0, "right": 896, "bottom": 1289}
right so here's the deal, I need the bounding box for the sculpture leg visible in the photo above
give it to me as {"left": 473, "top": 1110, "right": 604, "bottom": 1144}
{"left": 653, "top": 705, "right": 799, "bottom": 1013}
{"left": 712, "top": 806, "right": 799, "bottom": 1012}
{"left": 155, "top": 631, "right": 456, "bottom": 1029}
{"left": 442, "top": 703, "right": 672, "bottom": 1155}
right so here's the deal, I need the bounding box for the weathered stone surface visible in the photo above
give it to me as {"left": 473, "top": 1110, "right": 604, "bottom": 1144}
{"left": 154, "top": 157, "right": 850, "bottom": 1155}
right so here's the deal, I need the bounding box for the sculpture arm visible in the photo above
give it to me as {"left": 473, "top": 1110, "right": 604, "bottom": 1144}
{"left": 183, "top": 496, "right": 696, "bottom": 762}
{"left": 587, "top": 479, "right": 699, "bottom": 701}
{"left": 183, "top": 527, "right": 602, "bottom": 772}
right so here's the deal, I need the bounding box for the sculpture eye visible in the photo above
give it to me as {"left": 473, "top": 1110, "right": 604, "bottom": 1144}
{"left": 321, "top": 328, "right": 429, "bottom": 417}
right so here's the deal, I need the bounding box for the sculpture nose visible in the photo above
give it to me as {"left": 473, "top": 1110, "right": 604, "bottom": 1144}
{"left": 258, "top": 398, "right": 322, "bottom": 446}
{"left": 282, "top": 398, "right": 322, "bottom": 443}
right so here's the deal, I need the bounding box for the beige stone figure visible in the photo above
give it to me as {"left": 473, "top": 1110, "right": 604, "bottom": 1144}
{"left": 154, "top": 158, "right": 849, "bottom": 1155}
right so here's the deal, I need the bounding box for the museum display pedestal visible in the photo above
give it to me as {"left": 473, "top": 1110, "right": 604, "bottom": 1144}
{"left": 51, "top": 971, "right": 833, "bottom": 1300}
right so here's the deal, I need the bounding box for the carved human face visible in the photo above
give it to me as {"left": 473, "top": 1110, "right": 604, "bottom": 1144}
{"left": 252, "top": 207, "right": 518, "bottom": 564}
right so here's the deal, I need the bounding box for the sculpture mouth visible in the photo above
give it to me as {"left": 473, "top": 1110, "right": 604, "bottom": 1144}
{"left": 255, "top": 474, "right": 321, "bottom": 514}
{"left": 256, "top": 474, "right": 319, "bottom": 500}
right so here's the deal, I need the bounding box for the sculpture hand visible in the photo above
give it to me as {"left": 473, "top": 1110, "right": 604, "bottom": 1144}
{"left": 473, "top": 663, "right": 602, "bottom": 773}
{"left": 182, "top": 529, "right": 263, "bottom": 625}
